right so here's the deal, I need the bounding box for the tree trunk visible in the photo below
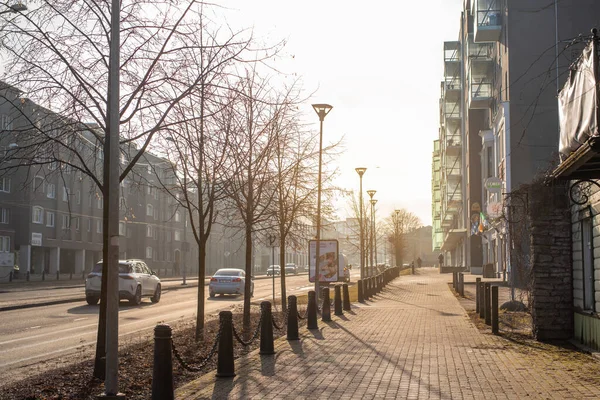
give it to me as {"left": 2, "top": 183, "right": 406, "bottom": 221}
{"left": 195, "top": 242, "right": 206, "bottom": 341}
{"left": 243, "top": 223, "right": 252, "bottom": 338}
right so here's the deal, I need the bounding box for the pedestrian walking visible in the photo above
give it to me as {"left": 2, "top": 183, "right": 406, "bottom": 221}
{"left": 438, "top": 253, "right": 444, "bottom": 268}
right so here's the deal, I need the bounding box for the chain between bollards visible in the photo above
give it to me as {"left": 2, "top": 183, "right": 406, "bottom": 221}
{"left": 232, "top": 309, "right": 263, "bottom": 346}
{"left": 171, "top": 323, "right": 222, "bottom": 373}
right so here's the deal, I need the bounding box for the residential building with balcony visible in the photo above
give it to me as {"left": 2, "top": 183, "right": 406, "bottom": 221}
{"left": 432, "top": 0, "right": 600, "bottom": 274}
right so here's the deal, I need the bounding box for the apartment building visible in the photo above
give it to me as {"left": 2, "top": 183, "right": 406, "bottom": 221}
{"left": 432, "top": 0, "right": 600, "bottom": 273}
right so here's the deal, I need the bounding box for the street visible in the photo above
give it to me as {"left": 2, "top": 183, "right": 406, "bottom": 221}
{"left": 0, "top": 272, "right": 348, "bottom": 385}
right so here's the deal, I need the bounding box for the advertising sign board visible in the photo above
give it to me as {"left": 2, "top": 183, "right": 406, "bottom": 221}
{"left": 308, "top": 240, "right": 340, "bottom": 282}
{"left": 484, "top": 177, "right": 502, "bottom": 193}
{"left": 31, "top": 232, "right": 42, "bottom": 246}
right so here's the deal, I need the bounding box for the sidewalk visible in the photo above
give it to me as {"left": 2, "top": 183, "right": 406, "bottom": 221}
{"left": 176, "top": 267, "right": 600, "bottom": 399}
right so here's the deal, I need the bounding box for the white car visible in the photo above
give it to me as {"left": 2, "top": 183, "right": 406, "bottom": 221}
{"left": 266, "top": 265, "right": 280, "bottom": 276}
{"left": 85, "top": 259, "right": 161, "bottom": 305}
{"left": 209, "top": 268, "right": 253, "bottom": 297}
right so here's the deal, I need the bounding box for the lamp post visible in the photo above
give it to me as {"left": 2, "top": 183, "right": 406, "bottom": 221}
{"left": 312, "top": 104, "right": 332, "bottom": 300}
{"left": 394, "top": 209, "right": 401, "bottom": 267}
{"left": 355, "top": 168, "right": 366, "bottom": 279}
{"left": 370, "top": 198, "right": 378, "bottom": 275}
{"left": 366, "top": 190, "right": 376, "bottom": 275}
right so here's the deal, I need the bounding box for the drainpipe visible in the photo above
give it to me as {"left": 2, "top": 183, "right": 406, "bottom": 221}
{"left": 502, "top": 101, "right": 513, "bottom": 301}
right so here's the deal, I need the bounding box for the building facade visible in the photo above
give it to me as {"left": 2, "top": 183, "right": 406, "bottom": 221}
{"left": 432, "top": 0, "right": 600, "bottom": 276}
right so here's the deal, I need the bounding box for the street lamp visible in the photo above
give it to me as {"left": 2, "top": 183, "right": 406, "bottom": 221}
{"left": 312, "top": 104, "right": 332, "bottom": 300}
{"left": 366, "top": 190, "right": 376, "bottom": 275}
{"left": 355, "top": 167, "right": 366, "bottom": 279}
{"left": 394, "top": 209, "right": 401, "bottom": 267}
{"left": 370, "top": 198, "right": 378, "bottom": 275}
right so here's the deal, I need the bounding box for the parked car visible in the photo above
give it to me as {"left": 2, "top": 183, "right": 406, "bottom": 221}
{"left": 266, "top": 265, "right": 281, "bottom": 276}
{"left": 285, "top": 263, "right": 298, "bottom": 275}
{"left": 209, "top": 268, "right": 253, "bottom": 297}
{"left": 85, "top": 259, "right": 161, "bottom": 305}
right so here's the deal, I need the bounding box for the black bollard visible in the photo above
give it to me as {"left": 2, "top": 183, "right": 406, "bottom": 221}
{"left": 478, "top": 281, "right": 485, "bottom": 319}
{"left": 491, "top": 286, "right": 499, "bottom": 334}
{"left": 372, "top": 277, "right": 377, "bottom": 295}
{"left": 342, "top": 283, "right": 351, "bottom": 311}
{"left": 260, "top": 301, "right": 275, "bottom": 354}
{"left": 485, "top": 282, "right": 491, "bottom": 326}
{"left": 475, "top": 277, "right": 481, "bottom": 314}
{"left": 452, "top": 272, "right": 457, "bottom": 289}
{"left": 9, "top": 271, "right": 12, "bottom": 282}
{"left": 321, "top": 288, "right": 331, "bottom": 322}
{"left": 357, "top": 279, "right": 364, "bottom": 303}
{"left": 82, "top": 269, "right": 85, "bottom": 280}
{"left": 307, "top": 290, "right": 318, "bottom": 330}
{"left": 334, "top": 285, "right": 343, "bottom": 316}
{"left": 152, "top": 324, "right": 174, "bottom": 400}
{"left": 365, "top": 278, "right": 370, "bottom": 299}
{"left": 56, "top": 270, "right": 60, "bottom": 280}
{"left": 458, "top": 273, "right": 464, "bottom": 297}
{"left": 42, "top": 270, "right": 45, "bottom": 281}
{"left": 26, "top": 271, "right": 30, "bottom": 282}
{"left": 287, "top": 295, "right": 299, "bottom": 341}
{"left": 216, "top": 311, "right": 235, "bottom": 378}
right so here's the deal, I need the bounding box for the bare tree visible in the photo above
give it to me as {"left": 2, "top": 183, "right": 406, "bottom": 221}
{"left": 0, "top": 0, "right": 247, "bottom": 378}
{"left": 384, "top": 209, "right": 421, "bottom": 267}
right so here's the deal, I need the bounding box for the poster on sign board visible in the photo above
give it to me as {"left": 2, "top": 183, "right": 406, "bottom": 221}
{"left": 308, "top": 240, "right": 340, "bottom": 282}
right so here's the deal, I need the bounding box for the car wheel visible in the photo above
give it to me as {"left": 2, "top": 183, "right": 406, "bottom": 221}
{"left": 86, "top": 296, "right": 99, "bottom": 305}
{"left": 130, "top": 285, "right": 142, "bottom": 305}
{"left": 209, "top": 291, "right": 215, "bottom": 298}
{"left": 151, "top": 284, "right": 161, "bottom": 303}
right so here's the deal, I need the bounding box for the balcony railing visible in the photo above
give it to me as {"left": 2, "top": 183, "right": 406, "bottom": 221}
{"left": 474, "top": 0, "right": 502, "bottom": 42}
{"left": 468, "top": 42, "right": 494, "bottom": 60}
{"left": 472, "top": 81, "right": 492, "bottom": 98}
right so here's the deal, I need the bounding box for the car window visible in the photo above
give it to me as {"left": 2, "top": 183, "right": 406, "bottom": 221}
{"left": 214, "top": 270, "right": 242, "bottom": 276}
{"left": 119, "top": 263, "right": 132, "bottom": 274}
{"left": 141, "top": 263, "right": 151, "bottom": 274}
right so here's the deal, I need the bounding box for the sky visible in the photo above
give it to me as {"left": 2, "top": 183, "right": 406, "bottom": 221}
{"left": 219, "top": 0, "right": 464, "bottom": 226}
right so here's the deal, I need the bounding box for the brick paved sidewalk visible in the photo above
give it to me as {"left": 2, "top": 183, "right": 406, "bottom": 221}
{"left": 176, "top": 268, "right": 600, "bottom": 400}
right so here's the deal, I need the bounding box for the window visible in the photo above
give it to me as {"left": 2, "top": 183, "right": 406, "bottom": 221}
{"left": 174, "top": 230, "right": 181, "bottom": 241}
{"left": 582, "top": 217, "right": 595, "bottom": 311}
{"left": 76, "top": 190, "right": 81, "bottom": 205}
{"left": 88, "top": 193, "right": 93, "bottom": 207}
{"left": 147, "top": 164, "right": 152, "bottom": 175}
{"left": 0, "top": 114, "right": 13, "bottom": 130}
{"left": 33, "top": 176, "right": 44, "bottom": 193}
{"left": 32, "top": 206, "right": 44, "bottom": 224}
{"left": 166, "top": 251, "right": 171, "bottom": 262}
{"left": 486, "top": 146, "right": 494, "bottom": 179}
{"left": 97, "top": 220, "right": 102, "bottom": 233}
{"left": 63, "top": 164, "right": 73, "bottom": 174}
{"left": 0, "top": 236, "right": 9, "bottom": 253}
{"left": 47, "top": 183, "right": 56, "bottom": 199}
{"left": 175, "top": 211, "right": 181, "bottom": 222}
{"left": 146, "top": 204, "right": 153, "bottom": 216}
{"left": 74, "top": 217, "right": 80, "bottom": 231}
{"left": 62, "top": 214, "right": 71, "bottom": 229}
{"left": 0, "top": 208, "right": 8, "bottom": 224}
{"left": 97, "top": 195, "right": 103, "bottom": 209}
{"left": 119, "top": 222, "right": 126, "bottom": 236}
{"left": 146, "top": 225, "right": 153, "bottom": 238}
{"left": 48, "top": 161, "right": 57, "bottom": 171}
{"left": 146, "top": 246, "right": 153, "bottom": 259}
{"left": 166, "top": 231, "right": 172, "bottom": 242}
{"left": 62, "top": 186, "right": 70, "bottom": 202}
{"left": 154, "top": 208, "right": 158, "bottom": 220}
{"left": 47, "top": 211, "right": 55, "bottom": 227}
{"left": 0, "top": 177, "right": 9, "bottom": 193}
{"left": 98, "top": 150, "right": 104, "bottom": 160}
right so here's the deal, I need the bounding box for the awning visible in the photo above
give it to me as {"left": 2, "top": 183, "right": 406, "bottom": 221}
{"left": 441, "top": 228, "right": 467, "bottom": 251}
{"left": 549, "top": 136, "right": 600, "bottom": 180}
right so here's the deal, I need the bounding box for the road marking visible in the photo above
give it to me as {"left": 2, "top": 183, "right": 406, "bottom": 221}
{"left": 73, "top": 318, "right": 87, "bottom": 322}
{"left": 27, "top": 326, "right": 41, "bottom": 330}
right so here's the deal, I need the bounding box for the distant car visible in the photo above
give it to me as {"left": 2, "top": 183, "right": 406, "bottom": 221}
{"left": 285, "top": 263, "right": 298, "bottom": 275}
{"left": 209, "top": 268, "right": 253, "bottom": 297}
{"left": 267, "top": 265, "right": 280, "bottom": 276}
{"left": 85, "top": 259, "right": 161, "bottom": 305}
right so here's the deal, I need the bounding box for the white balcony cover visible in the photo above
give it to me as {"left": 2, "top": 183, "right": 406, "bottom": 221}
{"left": 559, "top": 42, "right": 597, "bottom": 159}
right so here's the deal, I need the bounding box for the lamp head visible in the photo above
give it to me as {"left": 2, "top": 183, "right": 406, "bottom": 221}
{"left": 312, "top": 104, "right": 333, "bottom": 122}
{"left": 355, "top": 167, "right": 367, "bottom": 177}
{"left": 370, "top": 199, "right": 378, "bottom": 205}
{"left": 367, "top": 190, "right": 376, "bottom": 198}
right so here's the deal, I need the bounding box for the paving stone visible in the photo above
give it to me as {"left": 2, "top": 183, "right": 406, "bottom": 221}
{"left": 176, "top": 268, "right": 600, "bottom": 400}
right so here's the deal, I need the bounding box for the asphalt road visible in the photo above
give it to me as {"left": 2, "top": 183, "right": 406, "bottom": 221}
{"left": 0, "top": 271, "right": 359, "bottom": 385}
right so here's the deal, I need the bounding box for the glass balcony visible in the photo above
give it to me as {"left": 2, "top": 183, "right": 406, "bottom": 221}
{"left": 444, "top": 101, "right": 461, "bottom": 121}
{"left": 474, "top": 0, "right": 502, "bottom": 42}
{"left": 444, "top": 41, "right": 461, "bottom": 77}
{"left": 469, "top": 79, "right": 493, "bottom": 109}
{"left": 444, "top": 76, "right": 461, "bottom": 103}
